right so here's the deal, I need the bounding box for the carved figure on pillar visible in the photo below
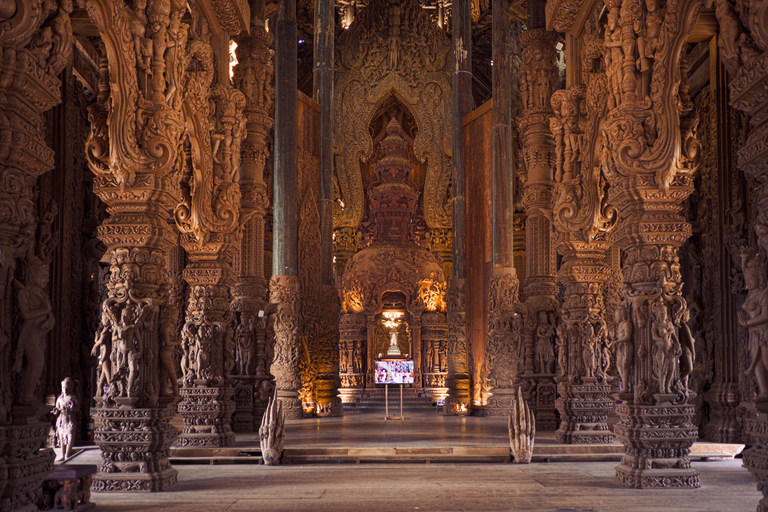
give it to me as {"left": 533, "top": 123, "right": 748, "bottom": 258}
{"left": 13, "top": 253, "right": 56, "bottom": 405}
{"left": 739, "top": 248, "right": 768, "bottom": 406}
{"left": 535, "top": 311, "right": 555, "bottom": 374}
{"left": 614, "top": 304, "right": 633, "bottom": 393}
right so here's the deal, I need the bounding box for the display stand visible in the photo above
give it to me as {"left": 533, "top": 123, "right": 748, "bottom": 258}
{"left": 385, "top": 383, "right": 404, "bottom": 421}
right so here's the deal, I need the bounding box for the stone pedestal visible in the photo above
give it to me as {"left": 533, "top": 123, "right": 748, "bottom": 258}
{"left": 92, "top": 402, "right": 178, "bottom": 492}
{"left": 177, "top": 386, "right": 235, "bottom": 447}
{"left": 555, "top": 381, "right": 613, "bottom": 444}
{"left": 613, "top": 399, "right": 699, "bottom": 489}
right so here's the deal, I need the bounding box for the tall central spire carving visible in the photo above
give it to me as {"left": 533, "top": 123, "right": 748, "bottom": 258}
{"left": 365, "top": 117, "right": 420, "bottom": 246}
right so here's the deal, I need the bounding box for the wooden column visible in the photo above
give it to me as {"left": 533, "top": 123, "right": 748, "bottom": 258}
{"left": 231, "top": 0, "right": 274, "bottom": 431}
{"left": 518, "top": 0, "right": 560, "bottom": 430}
{"left": 312, "top": 0, "right": 343, "bottom": 416}
{"left": 701, "top": 36, "right": 740, "bottom": 443}
{"left": 269, "top": 0, "right": 303, "bottom": 419}
{"left": 482, "top": 0, "right": 524, "bottom": 417}
{"left": 444, "top": 0, "right": 472, "bottom": 415}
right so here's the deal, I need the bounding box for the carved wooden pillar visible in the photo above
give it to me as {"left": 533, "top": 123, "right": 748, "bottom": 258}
{"left": 713, "top": 1, "right": 768, "bottom": 507}
{"left": 517, "top": 0, "right": 560, "bottom": 430}
{"left": 548, "top": 40, "right": 616, "bottom": 443}
{"left": 365, "top": 314, "right": 376, "bottom": 386}
{"left": 313, "top": 0, "right": 342, "bottom": 417}
{"left": 422, "top": 312, "right": 448, "bottom": 400}
{"left": 444, "top": 0, "right": 472, "bottom": 415}
{"left": 553, "top": 239, "right": 614, "bottom": 443}
{"left": 333, "top": 227, "right": 360, "bottom": 285}
{"left": 174, "top": 32, "right": 246, "bottom": 448}
{"left": 269, "top": 0, "right": 303, "bottom": 419}
{"left": 699, "top": 37, "right": 741, "bottom": 444}
{"left": 0, "top": 0, "right": 72, "bottom": 508}
{"left": 83, "top": 0, "right": 188, "bottom": 492}
{"left": 600, "top": 0, "right": 702, "bottom": 489}
{"left": 481, "top": 0, "right": 524, "bottom": 417}
{"left": 85, "top": 0, "right": 248, "bottom": 486}
{"left": 231, "top": 4, "right": 274, "bottom": 432}
{"left": 339, "top": 313, "right": 366, "bottom": 403}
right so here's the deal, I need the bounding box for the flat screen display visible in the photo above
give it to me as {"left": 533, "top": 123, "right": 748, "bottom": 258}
{"left": 375, "top": 359, "right": 414, "bottom": 385}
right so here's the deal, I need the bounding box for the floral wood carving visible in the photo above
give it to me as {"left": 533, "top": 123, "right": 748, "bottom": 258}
{"left": 333, "top": 0, "right": 453, "bottom": 230}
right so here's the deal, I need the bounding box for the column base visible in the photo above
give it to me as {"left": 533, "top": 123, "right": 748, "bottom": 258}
{"left": 443, "top": 377, "right": 471, "bottom": 415}
{"left": 534, "top": 380, "right": 558, "bottom": 431}
{"left": 177, "top": 386, "right": 235, "bottom": 447}
{"left": 277, "top": 390, "right": 304, "bottom": 419}
{"left": 702, "top": 382, "right": 741, "bottom": 443}
{"left": 232, "top": 377, "right": 256, "bottom": 433}
{"left": 476, "top": 389, "right": 516, "bottom": 417}
{"left": 555, "top": 382, "right": 613, "bottom": 444}
{"left": 339, "top": 373, "right": 365, "bottom": 403}
{"left": 92, "top": 402, "right": 178, "bottom": 492}
{"left": 0, "top": 411, "right": 54, "bottom": 512}
{"left": 613, "top": 401, "right": 699, "bottom": 489}
{"left": 93, "top": 467, "right": 178, "bottom": 493}
{"left": 315, "top": 377, "right": 343, "bottom": 417}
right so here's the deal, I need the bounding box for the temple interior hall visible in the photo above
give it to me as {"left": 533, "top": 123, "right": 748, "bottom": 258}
{"left": 3, "top": 0, "right": 768, "bottom": 509}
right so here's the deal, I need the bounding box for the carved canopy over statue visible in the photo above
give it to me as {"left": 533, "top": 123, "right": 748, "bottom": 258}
{"left": 333, "top": 0, "right": 453, "bottom": 233}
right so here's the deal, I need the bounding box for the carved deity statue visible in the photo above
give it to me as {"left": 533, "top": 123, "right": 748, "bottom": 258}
{"left": 52, "top": 377, "right": 77, "bottom": 461}
{"left": 581, "top": 322, "right": 599, "bottom": 379}
{"left": 91, "top": 308, "right": 114, "bottom": 396}
{"left": 13, "top": 255, "right": 55, "bottom": 405}
{"left": 236, "top": 313, "right": 256, "bottom": 376}
{"left": 535, "top": 311, "right": 555, "bottom": 374}
{"left": 614, "top": 305, "right": 633, "bottom": 392}
{"left": 113, "top": 302, "right": 144, "bottom": 398}
{"left": 739, "top": 248, "right": 768, "bottom": 406}
{"left": 650, "top": 300, "right": 679, "bottom": 395}
{"left": 180, "top": 319, "right": 196, "bottom": 382}
{"left": 159, "top": 311, "right": 180, "bottom": 397}
{"left": 678, "top": 308, "right": 696, "bottom": 392}
{"left": 604, "top": 7, "right": 623, "bottom": 109}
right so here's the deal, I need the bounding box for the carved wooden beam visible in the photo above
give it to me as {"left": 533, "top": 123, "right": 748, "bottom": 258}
{"left": 191, "top": 0, "right": 250, "bottom": 36}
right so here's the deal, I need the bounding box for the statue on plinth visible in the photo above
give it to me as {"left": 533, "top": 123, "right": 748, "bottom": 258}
{"left": 52, "top": 377, "right": 77, "bottom": 461}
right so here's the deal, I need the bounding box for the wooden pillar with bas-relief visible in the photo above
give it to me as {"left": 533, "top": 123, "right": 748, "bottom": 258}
{"left": 517, "top": 0, "right": 560, "bottom": 430}
{"left": 175, "top": 31, "right": 246, "bottom": 449}
{"left": 713, "top": 0, "right": 768, "bottom": 506}
{"left": 0, "top": 0, "right": 73, "bottom": 506}
{"left": 313, "top": 0, "right": 343, "bottom": 416}
{"left": 231, "top": 0, "right": 274, "bottom": 432}
{"left": 546, "top": 16, "right": 615, "bottom": 444}
{"left": 270, "top": 0, "right": 303, "bottom": 419}
{"left": 444, "top": 0, "right": 472, "bottom": 416}
{"left": 599, "top": 0, "right": 702, "bottom": 488}
{"left": 481, "top": 0, "right": 525, "bottom": 417}
{"left": 339, "top": 313, "right": 367, "bottom": 403}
